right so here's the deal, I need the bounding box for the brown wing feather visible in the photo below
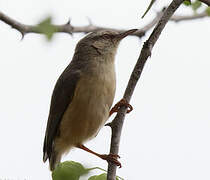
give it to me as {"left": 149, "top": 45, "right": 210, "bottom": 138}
{"left": 43, "top": 62, "right": 81, "bottom": 162}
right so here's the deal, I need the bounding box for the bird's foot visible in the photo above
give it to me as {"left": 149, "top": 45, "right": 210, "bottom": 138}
{"left": 109, "top": 98, "right": 133, "bottom": 117}
{"left": 98, "top": 153, "right": 122, "bottom": 168}
{"left": 77, "top": 144, "right": 121, "bottom": 168}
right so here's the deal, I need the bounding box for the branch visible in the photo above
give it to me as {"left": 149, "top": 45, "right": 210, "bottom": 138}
{"left": 171, "top": 11, "right": 209, "bottom": 22}
{"left": 107, "top": 0, "right": 185, "bottom": 179}
{"left": 0, "top": 9, "right": 209, "bottom": 40}
{"left": 200, "top": 0, "right": 210, "bottom": 6}
{"left": 0, "top": 11, "right": 162, "bottom": 39}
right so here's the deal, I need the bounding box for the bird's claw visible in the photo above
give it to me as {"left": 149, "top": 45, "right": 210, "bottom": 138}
{"left": 100, "top": 153, "right": 122, "bottom": 168}
{"left": 109, "top": 98, "right": 133, "bottom": 116}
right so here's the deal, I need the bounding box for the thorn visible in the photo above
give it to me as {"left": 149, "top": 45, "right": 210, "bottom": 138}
{"left": 66, "top": 18, "right": 71, "bottom": 25}
{"left": 87, "top": 17, "right": 93, "bottom": 26}
{"left": 65, "top": 18, "right": 74, "bottom": 36}
{"left": 69, "top": 32, "right": 73, "bottom": 37}
{"left": 67, "top": 30, "right": 73, "bottom": 36}
{"left": 20, "top": 31, "right": 25, "bottom": 41}
{"left": 67, "top": 18, "right": 74, "bottom": 32}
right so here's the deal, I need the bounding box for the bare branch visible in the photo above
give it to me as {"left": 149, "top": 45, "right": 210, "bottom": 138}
{"left": 107, "top": 0, "right": 185, "bottom": 179}
{"left": 0, "top": 12, "right": 35, "bottom": 35}
{"left": 171, "top": 11, "right": 209, "bottom": 22}
{"left": 0, "top": 11, "right": 162, "bottom": 38}
{"left": 0, "top": 9, "right": 209, "bottom": 40}
{"left": 200, "top": 0, "right": 210, "bottom": 6}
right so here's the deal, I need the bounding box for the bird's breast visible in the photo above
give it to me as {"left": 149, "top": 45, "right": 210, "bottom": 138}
{"left": 57, "top": 61, "right": 116, "bottom": 150}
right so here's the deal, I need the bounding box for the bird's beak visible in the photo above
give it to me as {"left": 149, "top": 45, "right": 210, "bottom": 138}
{"left": 117, "top": 29, "right": 138, "bottom": 40}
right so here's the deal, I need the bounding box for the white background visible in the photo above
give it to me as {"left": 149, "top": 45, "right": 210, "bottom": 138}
{"left": 0, "top": 0, "right": 210, "bottom": 180}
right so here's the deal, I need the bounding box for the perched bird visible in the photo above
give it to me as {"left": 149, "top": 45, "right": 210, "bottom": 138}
{"left": 43, "top": 29, "right": 137, "bottom": 171}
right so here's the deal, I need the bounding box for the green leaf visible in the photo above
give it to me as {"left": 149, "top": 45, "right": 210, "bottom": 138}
{"left": 183, "top": 0, "right": 191, "bottom": 6}
{"left": 35, "top": 16, "right": 57, "bottom": 41}
{"left": 141, "top": 0, "right": 156, "bottom": 18}
{"left": 191, "top": 0, "right": 202, "bottom": 11}
{"left": 206, "top": 7, "right": 210, "bottom": 16}
{"left": 88, "top": 173, "right": 107, "bottom": 180}
{"left": 88, "top": 173, "right": 120, "bottom": 180}
{"left": 52, "top": 161, "right": 89, "bottom": 180}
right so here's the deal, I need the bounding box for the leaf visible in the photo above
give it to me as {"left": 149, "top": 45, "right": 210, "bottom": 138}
{"left": 191, "top": 0, "right": 202, "bottom": 11}
{"left": 52, "top": 161, "right": 89, "bottom": 180}
{"left": 88, "top": 173, "right": 107, "bottom": 180}
{"left": 35, "top": 16, "right": 57, "bottom": 41}
{"left": 141, "top": 0, "right": 156, "bottom": 18}
{"left": 183, "top": 0, "right": 191, "bottom": 6}
{"left": 88, "top": 173, "right": 120, "bottom": 180}
{"left": 206, "top": 7, "right": 210, "bottom": 16}
{"left": 52, "top": 162, "right": 124, "bottom": 180}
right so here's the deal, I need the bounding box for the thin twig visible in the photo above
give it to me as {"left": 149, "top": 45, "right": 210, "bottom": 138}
{"left": 106, "top": 0, "right": 185, "bottom": 180}
{"left": 171, "top": 11, "right": 209, "bottom": 22}
{"left": 0, "top": 11, "right": 162, "bottom": 38}
{"left": 0, "top": 10, "right": 209, "bottom": 40}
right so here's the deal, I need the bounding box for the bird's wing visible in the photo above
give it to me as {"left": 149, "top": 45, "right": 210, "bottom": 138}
{"left": 43, "top": 63, "right": 81, "bottom": 162}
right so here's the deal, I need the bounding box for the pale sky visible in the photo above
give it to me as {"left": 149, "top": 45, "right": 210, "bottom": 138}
{"left": 0, "top": 0, "right": 210, "bottom": 180}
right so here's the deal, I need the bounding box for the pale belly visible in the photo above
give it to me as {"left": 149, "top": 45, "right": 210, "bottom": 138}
{"left": 54, "top": 73, "right": 115, "bottom": 154}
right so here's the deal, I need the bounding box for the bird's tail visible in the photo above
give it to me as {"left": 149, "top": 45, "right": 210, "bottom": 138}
{"left": 49, "top": 150, "right": 61, "bottom": 171}
{"left": 43, "top": 136, "right": 49, "bottom": 162}
{"left": 43, "top": 136, "right": 61, "bottom": 171}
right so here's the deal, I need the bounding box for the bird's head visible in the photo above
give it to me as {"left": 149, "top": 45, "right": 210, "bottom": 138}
{"left": 75, "top": 29, "right": 137, "bottom": 57}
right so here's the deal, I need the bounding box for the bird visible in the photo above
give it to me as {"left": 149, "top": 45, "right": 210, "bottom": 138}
{"left": 43, "top": 29, "right": 137, "bottom": 171}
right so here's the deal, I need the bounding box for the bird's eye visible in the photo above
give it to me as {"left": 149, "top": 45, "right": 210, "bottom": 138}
{"left": 102, "top": 34, "right": 111, "bottom": 40}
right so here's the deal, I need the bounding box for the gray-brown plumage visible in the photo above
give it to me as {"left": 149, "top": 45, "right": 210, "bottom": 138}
{"left": 43, "top": 29, "right": 137, "bottom": 171}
